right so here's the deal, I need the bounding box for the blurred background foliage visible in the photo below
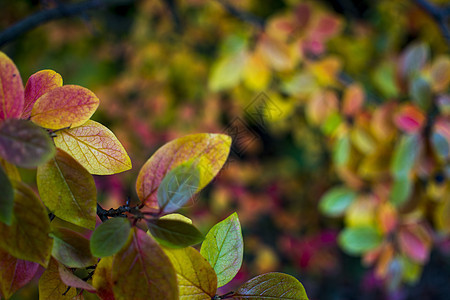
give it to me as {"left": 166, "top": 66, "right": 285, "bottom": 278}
{"left": 1, "top": 0, "right": 449, "bottom": 299}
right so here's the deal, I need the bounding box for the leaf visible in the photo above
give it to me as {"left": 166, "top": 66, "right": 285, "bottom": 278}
{"left": 136, "top": 133, "right": 231, "bottom": 208}
{"left": 342, "top": 83, "right": 364, "bottom": 116}
{"left": 394, "top": 105, "right": 426, "bottom": 134}
{"left": 0, "top": 119, "right": 56, "bottom": 168}
{"left": 400, "top": 42, "right": 429, "bottom": 79}
{"left": 398, "top": 225, "right": 431, "bottom": 263}
{"left": 259, "top": 35, "right": 297, "bottom": 71}
{"left": 37, "top": 148, "right": 97, "bottom": 230}
{"left": 409, "top": 76, "right": 431, "bottom": 111}
{"left": 0, "top": 157, "right": 21, "bottom": 181}
{"left": 319, "top": 187, "right": 357, "bottom": 217}
{"left": 200, "top": 212, "right": 243, "bottom": 287}
{"left": 111, "top": 228, "right": 178, "bottom": 300}
{"left": 53, "top": 120, "right": 132, "bottom": 175}
{"left": 389, "top": 176, "right": 413, "bottom": 207}
{"left": 58, "top": 263, "right": 96, "bottom": 293}
{"left": 164, "top": 247, "right": 217, "bottom": 299}
{"left": 209, "top": 51, "right": 247, "bottom": 91}
{"left": 92, "top": 256, "right": 115, "bottom": 300}
{"left": 30, "top": 85, "right": 99, "bottom": 130}
{"left": 39, "top": 258, "right": 78, "bottom": 300}
{"left": 0, "top": 51, "right": 24, "bottom": 121}
{"left": 148, "top": 218, "right": 204, "bottom": 248}
{"left": 430, "top": 56, "right": 450, "bottom": 92}
{"left": 333, "top": 135, "right": 350, "bottom": 166}
{"left": 233, "top": 272, "right": 308, "bottom": 300}
{"left": 0, "top": 181, "right": 52, "bottom": 266}
{"left": 338, "top": 226, "right": 382, "bottom": 255}
{"left": 51, "top": 227, "right": 97, "bottom": 269}
{"left": 0, "top": 249, "right": 39, "bottom": 299}
{"left": 22, "top": 69, "right": 63, "bottom": 119}
{"left": 90, "top": 217, "right": 131, "bottom": 257}
{"left": 0, "top": 166, "right": 14, "bottom": 225}
{"left": 390, "top": 134, "right": 419, "bottom": 178}
{"left": 161, "top": 213, "right": 192, "bottom": 224}
{"left": 157, "top": 161, "right": 200, "bottom": 213}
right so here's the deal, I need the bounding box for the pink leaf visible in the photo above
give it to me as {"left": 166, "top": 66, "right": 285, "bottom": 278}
{"left": 0, "top": 52, "right": 24, "bottom": 121}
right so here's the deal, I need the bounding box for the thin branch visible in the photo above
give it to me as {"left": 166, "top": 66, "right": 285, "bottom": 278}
{"left": 413, "top": 0, "right": 450, "bottom": 46}
{"left": 214, "top": 0, "right": 265, "bottom": 29}
{"left": 0, "top": 0, "right": 135, "bottom": 48}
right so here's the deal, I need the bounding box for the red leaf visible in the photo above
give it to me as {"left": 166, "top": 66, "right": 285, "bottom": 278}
{"left": 394, "top": 104, "right": 426, "bottom": 133}
{"left": 398, "top": 225, "right": 431, "bottom": 263}
{"left": 0, "top": 52, "right": 24, "bottom": 121}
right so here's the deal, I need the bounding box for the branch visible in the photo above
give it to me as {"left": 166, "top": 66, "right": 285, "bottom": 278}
{"left": 413, "top": 0, "right": 450, "bottom": 46}
{"left": 0, "top": 0, "right": 135, "bottom": 48}
{"left": 214, "top": 0, "right": 265, "bottom": 30}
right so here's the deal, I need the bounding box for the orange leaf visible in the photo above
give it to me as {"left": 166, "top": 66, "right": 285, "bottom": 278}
{"left": 53, "top": 120, "right": 132, "bottom": 175}
{"left": 0, "top": 51, "right": 24, "bottom": 121}
{"left": 30, "top": 85, "right": 99, "bottom": 130}
{"left": 22, "top": 70, "right": 63, "bottom": 119}
{"left": 343, "top": 83, "right": 365, "bottom": 116}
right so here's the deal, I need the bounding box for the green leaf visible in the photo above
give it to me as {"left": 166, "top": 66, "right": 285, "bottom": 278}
{"left": 200, "top": 212, "right": 243, "bottom": 287}
{"left": 157, "top": 161, "right": 201, "bottom": 214}
{"left": 37, "top": 148, "right": 97, "bottom": 230}
{"left": 319, "top": 187, "right": 357, "bottom": 217}
{"left": 333, "top": 135, "right": 350, "bottom": 166}
{"left": 0, "top": 181, "right": 52, "bottom": 267}
{"left": 401, "top": 42, "right": 429, "bottom": 79}
{"left": 391, "top": 134, "right": 419, "bottom": 178}
{"left": 0, "top": 119, "right": 55, "bottom": 168}
{"left": 0, "top": 166, "right": 14, "bottom": 225}
{"left": 148, "top": 218, "right": 204, "bottom": 248}
{"left": 112, "top": 228, "right": 178, "bottom": 300}
{"left": 390, "top": 176, "right": 413, "bottom": 207}
{"left": 338, "top": 226, "right": 382, "bottom": 255}
{"left": 51, "top": 227, "right": 97, "bottom": 268}
{"left": 164, "top": 247, "right": 217, "bottom": 299}
{"left": 233, "top": 272, "right": 308, "bottom": 300}
{"left": 409, "top": 76, "right": 431, "bottom": 111}
{"left": 90, "top": 217, "right": 131, "bottom": 257}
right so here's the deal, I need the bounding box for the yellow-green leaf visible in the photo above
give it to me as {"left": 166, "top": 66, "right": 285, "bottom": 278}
{"left": 39, "top": 258, "right": 78, "bottom": 300}
{"left": 90, "top": 217, "right": 131, "bottom": 257}
{"left": 136, "top": 133, "right": 231, "bottom": 208}
{"left": 200, "top": 212, "right": 243, "bottom": 287}
{"left": 37, "top": 148, "right": 97, "bottom": 230}
{"left": 92, "top": 256, "right": 115, "bottom": 300}
{"left": 0, "top": 181, "right": 52, "bottom": 267}
{"left": 164, "top": 247, "right": 217, "bottom": 299}
{"left": 53, "top": 120, "right": 132, "bottom": 175}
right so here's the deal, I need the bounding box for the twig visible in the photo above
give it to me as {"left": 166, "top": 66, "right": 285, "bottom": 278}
{"left": 214, "top": 0, "right": 265, "bottom": 29}
{"left": 413, "top": 0, "right": 450, "bottom": 46}
{"left": 0, "top": 0, "right": 135, "bottom": 48}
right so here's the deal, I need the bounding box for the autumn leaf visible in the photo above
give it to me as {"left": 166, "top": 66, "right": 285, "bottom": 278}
{"left": 0, "top": 181, "right": 52, "bottom": 267}
{"left": 233, "top": 272, "right": 308, "bottom": 300}
{"left": 390, "top": 134, "right": 420, "bottom": 179}
{"left": 0, "top": 165, "right": 14, "bottom": 225}
{"left": 0, "top": 51, "right": 24, "bottom": 121}
{"left": 30, "top": 85, "right": 99, "bottom": 130}
{"left": 22, "top": 69, "right": 63, "bottom": 119}
{"left": 90, "top": 217, "right": 131, "bottom": 257}
{"left": 92, "top": 256, "right": 115, "bottom": 300}
{"left": 112, "top": 228, "right": 178, "bottom": 300}
{"left": 39, "top": 258, "right": 78, "bottom": 300}
{"left": 164, "top": 247, "right": 217, "bottom": 299}
{"left": 398, "top": 225, "right": 431, "bottom": 263}
{"left": 147, "top": 218, "right": 204, "bottom": 248}
{"left": 0, "top": 119, "right": 55, "bottom": 168}
{"left": 37, "top": 148, "right": 97, "bottom": 230}
{"left": 58, "top": 263, "right": 96, "bottom": 293}
{"left": 200, "top": 213, "right": 243, "bottom": 287}
{"left": 53, "top": 120, "right": 132, "bottom": 175}
{"left": 136, "top": 133, "right": 231, "bottom": 208}
{"left": 0, "top": 249, "right": 39, "bottom": 299}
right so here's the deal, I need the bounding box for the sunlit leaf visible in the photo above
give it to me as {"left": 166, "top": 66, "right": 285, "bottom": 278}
{"left": 377, "top": 202, "right": 398, "bottom": 234}
{"left": 0, "top": 119, "right": 55, "bottom": 168}
{"left": 39, "top": 258, "right": 78, "bottom": 300}
{"left": 319, "top": 186, "right": 357, "bottom": 217}
{"left": 430, "top": 56, "right": 450, "bottom": 92}
{"left": 58, "top": 263, "right": 96, "bottom": 292}
{"left": 200, "top": 212, "right": 243, "bottom": 287}
{"left": 51, "top": 227, "right": 97, "bottom": 268}
{"left": 37, "top": 148, "right": 97, "bottom": 230}
{"left": 338, "top": 226, "right": 382, "bottom": 255}
{"left": 30, "top": 85, "right": 99, "bottom": 130}
{"left": 90, "top": 217, "right": 131, "bottom": 257}
{"left": 390, "top": 134, "right": 419, "bottom": 178}
{"left": 92, "top": 256, "right": 115, "bottom": 300}
{"left": 0, "top": 181, "right": 52, "bottom": 266}
{"left": 112, "top": 228, "right": 178, "bottom": 300}
{"left": 345, "top": 196, "right": 376, "bottom": 228}
{"left": 0, "top": 249, "right": 39, "bottom": 299}
{"left": 164, "top": 247, "right": 217, "bottom": 299}
{"left": 0, "top": 166, "right": 14, "bottom": 225}
{"left": 0, "top": 51, "right": 24, "bottom": 121}
{"left": 53, "top": 120, "right": 132, "bottom": 175}
{"left": 22, "top": 69, "right": 63, "bottom": 119}
{"left": 157, "top": 161, "right": 200, "bottom": 214}
{"left": 161, "top": 213, "right": 192, "bottom": 224}
{"left": 209, "top": 51, "right": 247, "bottom": 91}
{"left": 136, "top": 133, "right": 231, "bottom": 208}
{"left": 148, "top": 218, "right": 204, "bottom": 248}
{"left": 233, "top": 272, "right": 308, "bottom": 300}
{"left": 243, "top": 52, "right": 271, "bottom": 91}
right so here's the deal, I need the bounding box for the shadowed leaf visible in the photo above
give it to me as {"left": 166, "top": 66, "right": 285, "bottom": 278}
{"left": 148, "top": 218, "right": 204, "bottom": 248}
{"left": 0, "top": 166, "right": 14, "bottom": 225}
{"left": 39, "top": 258, "right": 78, "bottom": 300}
{"left": 90, "top": 217, "right": 131, "bottom": 257}
{"left": 0, "top": 51, "right": 24, "bottom": 121}
{"left": 58, "top": 263, "right": 95, "bottom": 292}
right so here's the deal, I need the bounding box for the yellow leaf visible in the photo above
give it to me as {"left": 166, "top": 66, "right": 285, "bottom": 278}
{"left": 164, "top": 247, "right": 217, "bottom": 299}
{"left": 39, "top": 258, "right": 78, "bottom": 300}
{"left": 243, "top": 52, "right": 271, "bottom": 90}
{"left": 54, "top": 120, "right": 132, "bottom": 175}
{"left": 92, "top": 256, "right": 115, "bottom": 300}
{"left": 209, "top": 51, "right": 247, "bottom": 91}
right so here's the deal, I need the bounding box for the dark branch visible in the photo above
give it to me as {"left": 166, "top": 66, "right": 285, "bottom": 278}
{"left": 96, "top": 202, "right": 157, "bottom": 222}
{"left": 214, "top": 0, "right": 265, "bottom": 29}
{"left": 0, "top": 0, "right": 135, "bottom": 48}
{"left": 414, "top": 0, "right": 450, "bottom": 46}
